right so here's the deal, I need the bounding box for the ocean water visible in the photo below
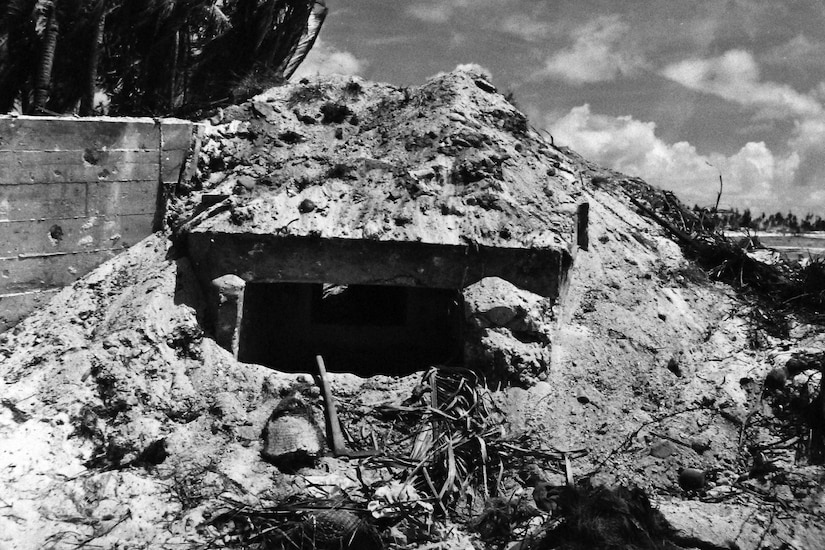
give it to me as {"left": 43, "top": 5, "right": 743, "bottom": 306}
{"left": 728, "top": 232, "right": 825, "bottom": 262}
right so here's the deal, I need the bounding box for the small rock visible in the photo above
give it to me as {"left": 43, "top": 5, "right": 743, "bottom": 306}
{"left": 474, "top": 79, "right": 497, "bottom": 94}
{"left": 235, "top": 175, "right": 257, "bottom": 191}
{"left": 228, "top": 205, "right": 254, "bottom": 225}
{"left": 667, "top": 356, "right": 682, "bottom": 377}
{"left": 650, "top": 439, "right": 675, "bottom": 458}
{"left": 765, "top": 366, "right": 789, "bottom": 390}
{"left": 137, "top": 438, "right": 168, "bottom": 466}
{"left": 678, "top": 468, "right": 706, "bottom": 491}
{"left": 295, "top": 111, "right": 317, "bottom": 124}
{"left": 298, "top": 199, "right": 317, "bottom": 213}
{"left": 251, "top": 102, "right": 276, "bottom": 120}
{"left": 690, "top": 438, "right": 711, "bottom": 454}
{"left": 484, "top": 306, "right": 519, "bottom": 326}
{"left": 279, "top": 130, "right": 305, "bottom": 144}
{"left": 774, "top": 484, "right": 794, "bottom": 502}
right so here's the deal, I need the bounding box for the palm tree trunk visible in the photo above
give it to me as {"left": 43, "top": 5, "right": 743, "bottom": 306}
{"left": 32, "top": 0, "right": 59, "bottom": 114}
{"left": 80, "top": 11, "right": 104, "bottom": 116}
{"left": 180, "top": 23, "right": 190, "bottom": 109}
{"left": 169, "top": 29, "right": 179, "bottom": 111}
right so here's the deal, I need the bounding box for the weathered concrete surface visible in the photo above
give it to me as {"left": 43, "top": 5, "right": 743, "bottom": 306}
{"left": 209, "top": 274, "right": 245, "bottom": 357}
{"left": 0, "top": 115, "right": 195, "bottom": 331}
{"left": 188, "top": 232, "right": 572, "bottom": 298}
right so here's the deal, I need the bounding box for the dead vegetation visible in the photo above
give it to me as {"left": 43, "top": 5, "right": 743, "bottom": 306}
{"left": 637, "top": 185, "right": 819, "bottom": 300}
{"left": 200, "top": 368, "right": 685, "bottom": 550}
{"left": 207, "top": 494, "right": 382, "bottom": 550}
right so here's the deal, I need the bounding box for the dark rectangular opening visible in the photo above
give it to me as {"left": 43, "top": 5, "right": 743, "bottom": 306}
{"left": 312, "top": 284, "right": 406, "bottom": 326}
{"left": 238, "top": 283, "right": 463, "bottom": 376}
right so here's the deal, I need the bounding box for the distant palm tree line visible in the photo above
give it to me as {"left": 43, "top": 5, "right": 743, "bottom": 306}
{"left": 695, "top": 206, "right": 825, "bottom": 233}
{"left": 0, "top": 0, "right": 326, "bottom": 117}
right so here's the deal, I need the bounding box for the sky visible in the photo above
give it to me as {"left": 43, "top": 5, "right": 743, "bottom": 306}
{"left": 293, "top": 0, "right": 825, "bottom": 216}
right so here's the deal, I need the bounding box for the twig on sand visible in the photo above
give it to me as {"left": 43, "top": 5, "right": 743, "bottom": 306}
{"left": 589, "top": 406, "right": 710, "bottom": 474}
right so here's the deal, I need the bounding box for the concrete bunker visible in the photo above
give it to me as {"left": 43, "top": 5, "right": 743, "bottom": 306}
{"left": 187, "top": 232, "right": 575, "bottom": 379}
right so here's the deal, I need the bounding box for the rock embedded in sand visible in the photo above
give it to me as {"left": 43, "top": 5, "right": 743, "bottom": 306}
{"left": 678, "top": 468, "right": 706, "bottom": 491}
{"left": 261, "top": 395, "right": 325, "bottom": 471}
{"left": 649, "top": 439, "right": 675, "bottom": 459}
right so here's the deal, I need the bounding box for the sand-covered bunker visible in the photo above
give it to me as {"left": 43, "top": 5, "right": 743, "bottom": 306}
{"left": 180, "top": 68, "right": 585, "bottom": 378}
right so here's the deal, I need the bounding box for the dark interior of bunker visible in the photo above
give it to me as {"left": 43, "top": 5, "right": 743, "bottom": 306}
{"left": 238, "top": 282, "right": 464, "bottom": 376}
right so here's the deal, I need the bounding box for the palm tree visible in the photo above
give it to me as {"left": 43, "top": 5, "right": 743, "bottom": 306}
{"left": 187, "top": 0, "right": 326, "bottom": 107}
{"left": 102, "top": 0, "right": 327, "bottom": 115}
{"left": 79, "top": 0, "right": 105, "bottom": 115}
{"left": 1, "top": 0, "right": 107, "bottom": 114}
{"left": 0, "top": 0, "right": 327, "bottom": 116}
{"left": 31, "top": 0, "right": 60, "bottom": 113}
{"left": 0, "top": 0, "right": 39, "bottom": 112}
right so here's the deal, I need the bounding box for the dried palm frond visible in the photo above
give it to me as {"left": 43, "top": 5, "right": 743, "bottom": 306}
{"left": 374, "top": 367, "right": 588, "bottom": 525}
{"left": 209, "top": 493, "right": 382, "bottom": 550}
{"left": 374, "top": 367, "right": 510, "bottom": 513}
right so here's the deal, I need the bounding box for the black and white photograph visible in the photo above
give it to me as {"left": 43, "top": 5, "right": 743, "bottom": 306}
{"left": 2, "top": 1, "right": 825, "bottom": 548}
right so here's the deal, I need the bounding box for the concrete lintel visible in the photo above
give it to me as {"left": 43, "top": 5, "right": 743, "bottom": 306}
{"left": 187, "top": 234, "right": 573, "bottom": 299}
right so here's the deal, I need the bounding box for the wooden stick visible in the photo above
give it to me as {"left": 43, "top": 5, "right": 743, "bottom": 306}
{"left": 316, "top": 355, "right": 348, "bottom": 456}
{"left": 315, "top": 355, "right": 375, "bottom": 458}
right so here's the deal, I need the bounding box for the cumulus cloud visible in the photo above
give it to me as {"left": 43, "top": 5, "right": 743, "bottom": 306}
{"left": 763, "top": 34, "right": 825, "bottom": 70}
{"left": 655, "top": 48, "right": 825, "bottom": 210}
{"left": 406, "top": 4, "right": 454, "bottom": 23}
{"left": 405, "top": 0, "right": 500, "bottom": 23}
{"left": 428, "top": 63, "right": 493, "bottom": 82}
{"left": 404, "top": 0, "right": 511, "bottom": 23}
{"left": 548, "top": 105, "right": 801, "bottom": 211}
{"left": 291, "top": 39, "right": 366, "bottom": 79}
{"left": 540, "top": 15, "right": 646, "bottom": 85}
{"left": 662, "top": 50, "right": 823, "bottom": 119}
{"left": 499, "top": 13, "right": 554, "bottom": 42}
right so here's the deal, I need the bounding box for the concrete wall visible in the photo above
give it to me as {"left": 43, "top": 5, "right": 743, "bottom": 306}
{"left": 0, "top": 115, "right": 194, "bottom": 331}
